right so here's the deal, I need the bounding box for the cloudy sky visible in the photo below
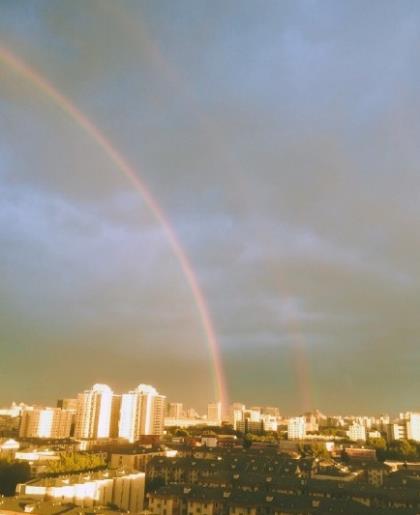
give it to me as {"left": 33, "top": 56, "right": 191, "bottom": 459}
{"left": 1, "top": 0, "right": 420, "bottom": 414}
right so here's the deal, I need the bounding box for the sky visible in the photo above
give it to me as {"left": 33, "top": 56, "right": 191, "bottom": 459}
{"left": 1, "top": 0, "right": 420, "bottom": 415}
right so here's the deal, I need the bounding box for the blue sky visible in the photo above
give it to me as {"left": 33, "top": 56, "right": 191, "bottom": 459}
{"left": 1, "top": 0, "right": 420, "bottom": 413}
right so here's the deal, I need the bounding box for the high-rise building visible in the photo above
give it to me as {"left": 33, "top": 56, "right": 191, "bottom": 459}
{"left": 110, "top": 394, "right": 121, "bottom": 438}
{"left": 56, "top": 398, "right": 78, "bottom": 411}
{"left": 119, "top": 384, "right": 166, "bottom": 442}
{"left": 287, "top": 417, "right": 306, "bottom": 440}
{"left": 400, "top": 412, "right": 420, "bottom": 442}
{"left": 229, "top": 403, "right": 245, "bottom": 430}
{"left": 19, "top": 408, "right": 73, "bottom": 439}
{"left": 387, "top": 422, "right": 407, "bottom": 441}
{"left": 74, "top": 384, "right": 114, "bottom": 439}
{"left": 207, "top": 402, "right": 222, "bottom": 424}
{"left": 168, "top": 402, "right": 183, "bottom": 419}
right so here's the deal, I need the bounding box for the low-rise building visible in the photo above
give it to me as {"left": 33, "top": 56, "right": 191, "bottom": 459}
{"left": 110, "top": 447, "right": 177, "bottom": 471}
{"left": 16, "top": 469, "right": 145, "bottom": 512}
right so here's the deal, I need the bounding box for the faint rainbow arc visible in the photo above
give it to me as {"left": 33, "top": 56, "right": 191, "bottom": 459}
{"left": 107, "top": 8, "right": 314, "bottom": 411}
{"left": 0, "top": 45, "right": 228, "bottom": 409}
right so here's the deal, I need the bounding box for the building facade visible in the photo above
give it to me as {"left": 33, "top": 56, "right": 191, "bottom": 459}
{"left": 119, "top": 384, "right": 166, "bottom": 442}
{"left": 19, "top": 408, "right": 73, "bottom": 439}
{"left": 287, "top": 417, "right": 306, "bottom": 440}
{"left": 74, "top": 384, "right": 115, "bottom": 439}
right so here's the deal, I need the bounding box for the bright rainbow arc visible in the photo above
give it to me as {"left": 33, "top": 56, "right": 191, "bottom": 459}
{"left": 0, "top": 45, "right": 228, "bottom": 410}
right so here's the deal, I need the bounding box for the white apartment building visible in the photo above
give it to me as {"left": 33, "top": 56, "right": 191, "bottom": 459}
{"left": 74, "top": 384, "right": 114, "bottom": 439}
{"left": 229, "top": 403, "right": 245, "bottom": 430}
{"left": 119, "top": 384, "right": 166, "bottom": 442}
{"left": 287, "top": 417, "right": 306, "bottom": 440}
{"left": 347, "top": 422, "right": 367, "bottom": 442}
{"left": 16, "top": 469, "right": 145, "bottom": 512}
{"left": 261, "top": 414, "right": 278, "bottom": 432}
{"left": 404, "top": 412, "right": 420, "bottom": 442}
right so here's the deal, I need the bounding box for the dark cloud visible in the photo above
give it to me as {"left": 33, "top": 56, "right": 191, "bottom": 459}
{"left": 1, "top": 0, "right": 420, "bottom": 413}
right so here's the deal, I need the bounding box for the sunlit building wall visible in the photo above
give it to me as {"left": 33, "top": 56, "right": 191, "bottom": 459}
{"left": 347, "top": 422, "right": 367, "bottom": 442}
{"left": 287, "top": 417, "right": 306, "bottom": 440}
{"left": 168, "top": 402, "right": 184, "bottom": 418}
{"left": 261, "top": 414, "right": 278, "bottom": 432}
{"left": 16, "top": 470, "right": 145, "bottom": 512}
{"left": 19, "top": 408, "right": 72, "bottom": 439}
{"left": 261, "top": 406, "right": 280, "bottom": 417}
{"left": 74, "top": 384, "right": 113, "bottom": 439}
{"left": 401, "top": 412, "right": 420, "bottom": 442}
{"left": 387, "top": 422, "right": 407, "bottom": 441}
{"left": 56, "top": 398, "right": 78, "bottom": 411}
{"left": 229, "top": 403, "right": 245, "bottom": 430}
{"left": 119, "top": 384, "right": 166, "bottom": 442}
{"left": 207, "top": 402, "right": 222, "bottom": 424}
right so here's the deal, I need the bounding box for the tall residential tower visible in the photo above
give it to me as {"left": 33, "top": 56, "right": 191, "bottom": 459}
{"left": 119, "top": 384, "right": 166, "bottom": 442}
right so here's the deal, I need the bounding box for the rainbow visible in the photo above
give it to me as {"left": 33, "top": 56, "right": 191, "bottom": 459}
{"left": 96, "top": 9, "right": 314, "bottom": 412}
{"left": 0, "top": 45, "right": 228, "bottom": 409}
{"left": 105, "top": 8, "right": 314, "bottom": 412}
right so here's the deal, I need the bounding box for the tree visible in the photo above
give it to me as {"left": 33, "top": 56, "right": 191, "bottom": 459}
{"left": 243, "top": 433, "right": 253, "bottom": 448}
{"left": 46, "top": 452, "right": 106, "bottom": 475}
{"left": 0, "top": 460, "right": 31, "bottom": 496}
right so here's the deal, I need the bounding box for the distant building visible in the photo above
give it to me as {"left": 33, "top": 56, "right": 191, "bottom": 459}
{"left": 347, "top": 423, "right": 367, "bottom": 442}
{"left": 0, "top": 402, "right": 27, "bottom": 417}
{"left": 261, "top": 406, "right": 280, "bottom": 417}
{"left": 168, "top": 402, "right": 184, "bottom": 418}
{"left": 56, "top": 398, "right": 78, "bottom": 411}
{"left": 387, "top": 422, "right": 407, "bottom": 441}
{"left": 304, "top": 412, "right": 319, "bottom": 432}
{"left": 164, "top": 417, "right": 214, "bottom": 428}
{"left": 387, "top": 413, "right": 420, "bottom": 442}
{"left": 403, "top": 412, "right": 420, "bottom": 442}
{"left": 19, "top": 408, "right": 72, "bottom": 439}
{"left": 236, "top": 419, "right": 264, "bottom": 434}
{"left": 119, "top": 384, "right": 166, "bottom": 442}
{"left": 111, "top": 448, "right": 177, "bottom": 471}
{"left": 229, "top": 403, "right": 245, "bottom": 430}
{"left": 287, "top": 417, "right": 306, "bottom": 440}
{"left": 207, "top": 402, "right": 222, "bottom": 424}
{"left": 186, "top": 408, "right": 200, "bottom": 419}
{"left": 344, "top": 446, "right": 376, "bottom": 461}
{"left": 261, "top": 414, "right": 278, "bottom": 432}
{"left": 0, "top": 438, "right": 20, "bottom": 456}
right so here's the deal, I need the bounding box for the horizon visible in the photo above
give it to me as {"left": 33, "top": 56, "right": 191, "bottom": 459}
{"left": 1, "top": 388, "right": 418, "bottom": 420}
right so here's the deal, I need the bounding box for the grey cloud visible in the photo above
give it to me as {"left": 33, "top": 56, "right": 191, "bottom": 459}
{"left": 1, "top": 0, "right": 420, "bottom": 412}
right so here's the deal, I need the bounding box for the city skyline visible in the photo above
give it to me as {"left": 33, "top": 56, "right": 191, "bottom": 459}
{"left": 2, "top": 383, "right": 419, "bottom": 421}
{"left": 2, "top": 1, "right": 420, "bottom": 413}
